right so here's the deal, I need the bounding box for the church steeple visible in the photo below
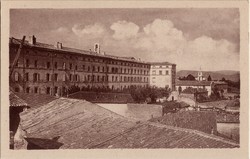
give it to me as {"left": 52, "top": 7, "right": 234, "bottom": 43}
{"left": 197, "top": 66, "right": 203, "bottom": 81}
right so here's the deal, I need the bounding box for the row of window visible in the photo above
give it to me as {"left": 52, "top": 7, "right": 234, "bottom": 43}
{"left": 151, "top": 65, "right": 169, "bottom": 68}
{"left": 14, "top": 72, "right": 149, "bottom": 83}
{"left": 152, "top": 70, "right": 169, "bottom": 75}
{"left": 16, "top": 59, "right": 150, "bottom": 75}
{"left": 15, "top": 84, "right": 148, "bottom": 94}
{"left": 23, "top": 50, "right": 150, "bottom": 68}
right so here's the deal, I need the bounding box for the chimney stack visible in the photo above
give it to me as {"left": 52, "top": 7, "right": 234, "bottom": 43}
{"left": 28, "top": 35, "right": 36, "bottom": 45}
{"left": 94, "top": 43, "right": 100, "bottom": 54}
{"left": 55, "top": 42, "right": 62, "bottom": 49}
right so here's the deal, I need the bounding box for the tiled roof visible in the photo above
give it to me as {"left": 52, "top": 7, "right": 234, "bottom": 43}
{"left": 20, "top": 97, "right": 238, "bottom": 149}
{"left": 20, "top": 97, "right": 136, "bottom": 149}
{"left": 93, "top": 122, "right": 239, "bottom": 148}
{"left": 176, "top": 80, "right": 212, "bottom": 86}
{"left": 149, "top": 61, "right": 176, "bottom": 65}
{"left": 9, "top": 91, "right": 28, "bottom": 107}
{"left": 15, "top": 93, "right": 57, "bottom": 109}
{"left": 9, "top": 37, "right": 148, "bottom": 64}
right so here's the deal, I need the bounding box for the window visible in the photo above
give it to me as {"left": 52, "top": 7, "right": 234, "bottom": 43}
{"left": 92, "top": 66, "right": 95, "bottom": 72}
{"left": 46, "top": 87, "right": 50, "bottom": 94}
{"left": 26, "top": 87, "right": 30, "bottom": 93}
{"left": 34, "top": 87, "right": 38, "bottom": 93}
{"left": 69, "top": 74, "right": 72, "bottom": 81}
{"left": 82, "top": 65, "right": 85, "bottom": 71}
{"left": 46, "top": 73, "right": 50, "bottom": 81}
{"left": 88, "top": 66, "right": 90, "bottom": 72}
{"left": 34, "top": 60, "right": 38, "bottom": 68}
{"left": 152, "top": 70, "right": 156, "bottom": 75}
{"left": 166, "top": 70, "right": 169, "bottom": 75}
{"left": 159, "top": 70, "right": 162, "bottom": 75}
{"left": 54, "top": 73, "right": 58, "bottom": 81}
{"left": 26, "top": 59, "right": 30, "bottom": 67}
{"left": 14, "top": 72, "right": 19, "bottom": 81}
{"left": 97, "top": 66, "right": 100, "bottom": 72}
{"left": 15, "top": 60, "right": 19, "bottom": 67}
{"left": 74, "top": 74, "right": 78, "bottom": 81}
{"left": 47, "top": 62, "right": 51, "bottom": 69}
{"left": 62, "top": 74, "right": 66, "bottom": 82}
{"left": 54, "top": 87, "right": 58, "bottom": 95}
{"left": 54, "top": 62, "right": 58, "bottom": 69}
{"left": 69, "top": 63, "right": 72, "bottom": 70}
{"left": 97, "top": 76, "right": 100, "bottom": 82}
{"left": 33, "top": 73, "right": 39, "bottom": 82}
{"left": 63, "top": 62, "right": 66, "bottom": 70}
{"left": 75, "top": 65, "right": 78, "bottom": 70}
{"left": 25, "top": 73, "right": 29, "bottom": 81}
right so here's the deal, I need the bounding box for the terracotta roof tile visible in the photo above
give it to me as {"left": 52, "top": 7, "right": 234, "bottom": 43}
{"left": 20, "top": 97, "right": 239, "bottom": 149}
{"left": 9, "top": 91, "right": 28, "bottom": 107}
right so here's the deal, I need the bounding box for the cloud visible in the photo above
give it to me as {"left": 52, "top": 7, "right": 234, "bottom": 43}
{"left": 50, "top": 19, "right": 239, "bottom": 71}
{"left": 132, "top": 19, "right": 239, "bottom": 71}
{"left": 110, "top": 20, "right": 139, "bottom": 40}
{"left": 72, "top": 23, "right": 105, "bottom": 37}
{"left": 135, "top": 19, "right": 186, "bottom": 53}
{"left": 52, "top": 27, "right": 70, "bottom": 34}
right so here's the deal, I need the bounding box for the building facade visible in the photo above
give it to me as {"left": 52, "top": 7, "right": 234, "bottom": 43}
{"left": 149, "top": 62, "right": 176, "bottom": 90}
{"left": 9, "top": 36, "right": 152, "bottom": 96}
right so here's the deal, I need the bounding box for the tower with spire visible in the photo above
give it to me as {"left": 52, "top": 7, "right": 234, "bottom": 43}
{"left": 196, "top": 66, "right": 205, "bottom": 81}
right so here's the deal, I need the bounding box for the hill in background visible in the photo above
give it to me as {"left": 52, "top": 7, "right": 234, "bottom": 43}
{"left": 177, "top": 70, "right": 240, "bottom": 82}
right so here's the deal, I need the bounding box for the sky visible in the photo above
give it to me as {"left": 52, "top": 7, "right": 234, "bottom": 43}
{"left": 10, "top": 9, "right": 240, "bottom": 71}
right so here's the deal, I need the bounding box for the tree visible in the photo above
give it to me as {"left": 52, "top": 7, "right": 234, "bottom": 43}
{"left": 207, "top": 75, "right": 212, "bottom": 81}
{"left": 178, "top": 86, "right": 182, "bottom": 95}
{"left": 186, "top": 74, "right": 196, "bottom": 81}
{"left": 221, "top": 77, "right": 226, "bottom": 81}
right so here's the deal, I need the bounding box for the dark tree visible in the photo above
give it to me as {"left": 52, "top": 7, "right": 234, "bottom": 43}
{"left": 221, "top": 77, "right": 226, "bottom": 81}
{"left": 207, "top": 75, "right": 212, "bottom": 81}
{"left": 186, "top": 74, "right": 196, "bottom": 81}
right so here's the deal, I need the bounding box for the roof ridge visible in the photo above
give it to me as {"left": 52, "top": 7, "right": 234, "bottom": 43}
{"left": 10, "top": 37, "right": 149, "bottom": 64}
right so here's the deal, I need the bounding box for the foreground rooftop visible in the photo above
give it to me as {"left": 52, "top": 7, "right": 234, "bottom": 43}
{"left": 19, "top": 95, "right": 239, "bottom": 149}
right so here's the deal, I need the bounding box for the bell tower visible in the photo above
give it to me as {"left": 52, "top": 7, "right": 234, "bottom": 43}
{"left": 197, "top": 66, "right": 203, "bottom": 81}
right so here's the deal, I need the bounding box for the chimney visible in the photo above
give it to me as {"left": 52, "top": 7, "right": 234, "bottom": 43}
{"left": 56, "top": 42, "right": 62, "bottom": 49}
{"left": 28, "top": 35, "right": 36, "bottom": 45}
{"left": 94, "top": 43, "right": 100, "bottom": 54}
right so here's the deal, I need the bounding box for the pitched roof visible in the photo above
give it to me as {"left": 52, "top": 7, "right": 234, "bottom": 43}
{"left": 92, "top": 122, "right": 239, "bottom": 148}
{"left": 20, "top": 97, "right": 136, "bottom": 149}
{"left": 149, "top": 61, "right": 176, "bottom": 66}
{"left": 9, "top": 91, "right": 28, "bottom": 107}
{"left": 176, "top": 80, "right": 212, "bottom": 86}
{"left": 20, "top": 97, "right": 238, "bottom": 149}
{"left": 9, "top": 37, "right": 148, "bottom": 64}
{"left": 15, "top": 93, "right": 58, "bottom": 109}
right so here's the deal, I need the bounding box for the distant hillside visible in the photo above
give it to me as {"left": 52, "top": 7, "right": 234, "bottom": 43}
{"left": 177, "top": 70, "right": 240, "bottom": 82}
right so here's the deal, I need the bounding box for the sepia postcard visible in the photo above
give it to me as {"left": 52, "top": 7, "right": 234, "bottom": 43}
{"left": 1, "top": 0, "right": 249, "bottom": 159}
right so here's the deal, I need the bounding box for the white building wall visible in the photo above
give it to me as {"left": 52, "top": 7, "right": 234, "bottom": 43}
{"left": 150, "top": 64, "right": 174, "bottom": 90}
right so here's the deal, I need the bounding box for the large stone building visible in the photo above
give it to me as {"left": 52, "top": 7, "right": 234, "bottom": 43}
{"left": 149, "top": 62, "right": 176, "bottom": 90}
{"left": 9, "top": 36, "right": 176, "bottom": 96}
